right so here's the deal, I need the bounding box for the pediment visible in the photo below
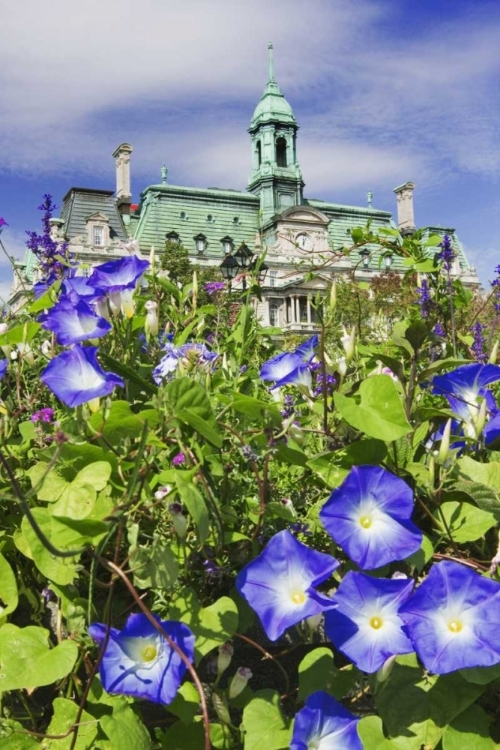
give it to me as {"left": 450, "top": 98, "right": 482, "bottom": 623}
{"left": 282, "top": 273, "right": 331, "bottom": 290}
{"left": 278, "top": 205, "right": 330, "bottom": 226}
{"left": 85, "top": 211, "right": 109, "bottom": 223}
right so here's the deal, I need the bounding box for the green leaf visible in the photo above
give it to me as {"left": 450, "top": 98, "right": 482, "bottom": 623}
{"left": 453, "top": 480, "right": 500, "bottom": 517}
{"left": 89, "top": 401, "right": 146, "bottom": 445}
{"left": 443, "top": 704, "right": 494, "bottom": 750}
{"left": 20, "top": 509, "right": 81, "bottom": 585}
{"left": 242, "top": 690, "right": 291, "bottom": 750}
{"left": 459, "top": 663, "right": 500, "bottom": 685}
{"left": 100, "top": 353, "right": 155, "bottom": 396}
{"left": 357, "top": 715, "right": 418, "bottom": 749}
{"left": 50, "top": 461, "right": 112, "bottom": 520}
{"left": 375, "top": 655, "right": 483, "bottom": 749}
{"left": 99, "top": 696, "right": 152, "bottom": 749}
{"left": 27, "top": 280, "right": 61, "bottom": 313}
{"left": 27, "top": 462, "right": 69, "bottom": 502}
{"left": 404, "top": 534, "right": 434, "bottom": 572}
{"left": 298, "top": 647, "right": 357, "bottom": 701}
{"left": 0, "top": 553, "right": 18, "bottom": 620}
{"left": 435, "top": 502, "right": 497, "bottom": 543}
{"left": 168, "top": 683, "right": 201, "bottom": 726}
{"left": 167, "top": 377, "right": 222, "bottom": 447}
{"left": 306, "top": 452, "right": 349, "bottom": 487}
{"left": 0, "top": 322, "right": 40, "bottom": 346}
{"left": 161, "top": 721, "right": 205, "bottom": 748}
{"left": 0, "top": 624, "right": 78, "bottom": 691}
{"left": 224, "top": 392, "right": 282, "bottom": 426}
{"left": 130, "top": 536, "right": 179, "bottom": 589}
{"left": 174, "top": 471, "right": 209, "bottom": 543}
{"left": 45, "top": 697, "right": 98, "bottom": 749}
{"left": 457, "top": 458, "right": 500, "bottom": 493}
{"left": 169, "top": 588, "right": 238, "bottom": 661}
{"left": 0, "top": 720, "right": 41, "bottom": 748}
{"left": 334, "top": 376, "right": 412, "bottom": 442}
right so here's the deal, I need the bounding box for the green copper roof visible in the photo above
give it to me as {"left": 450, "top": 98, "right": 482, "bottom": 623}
{"left": 250, "top": 43, "right": 296, "bottom": 129}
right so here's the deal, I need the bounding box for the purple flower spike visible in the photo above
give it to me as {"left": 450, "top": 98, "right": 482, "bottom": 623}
{"left": 399, "top": 560, "right": 500, "bottom": 675}
{"left": 88, "top": 255, "right": 149, "bottom": 293}
{"left": 236, "top": 529, "right": 338, "bottom": 641}
{"left": 0, "top": 360, "right": 7, "bottom": 379}
{"left": 88, "top": 613, "right": 195, "bottom": 704}
{"left": 319, "top": 466, "right": 422, "bottom": 570}
{"left": 38, "top": 296, "right": 111, "bottom": 345}
{"left": 40, "top": 345, "right": 124, "bottom": 407}
{"left": 324, "top": 572, "right": 414, "bottom": 673}
{"left": 291, "top": 691, "right": 362, "bottom": 750}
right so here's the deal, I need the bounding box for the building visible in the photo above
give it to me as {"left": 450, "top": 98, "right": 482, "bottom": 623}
{"left": 11, "top": 44, "right": 478, "bottom": 327}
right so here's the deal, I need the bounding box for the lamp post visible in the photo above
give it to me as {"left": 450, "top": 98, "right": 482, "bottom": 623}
{"left": 233, "top": 244, "right": 253, "bottom": 291}
{"left": 384, "top": 253, "right": 393, "bottom": 271}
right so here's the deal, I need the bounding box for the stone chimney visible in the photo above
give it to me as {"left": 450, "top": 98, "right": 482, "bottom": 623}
{"left": 393, "top": 182, "right": 415, "bottom": 235}
{"left": 112, "top": 143, "right": 133, "bottom": 213}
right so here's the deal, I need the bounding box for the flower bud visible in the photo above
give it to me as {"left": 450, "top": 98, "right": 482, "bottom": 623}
{"left": 474, "top": 398, "right": 487, "bottom": 437}
{"left": 217, "top": 642, "right": 234, "bottom": 679}
{"left": 489, "top": 340, "right": 499, "bottom": 365}
{"left": 337, "top": 356, "right": 347, "bottom": 377}
{"left": 168, "top": 502, "right": 188, "bottom": 539}
{"left": 428, "top": 455, "right": 435, "bottom": 486}
{"left": 376, "top": 655, "right": 396, "bottom": 684}
{"left": 0, "top": 323, "right": 11, "bottom": 359}
{"left": 154, "top": 485, "right": 171, "bottom": 501}
{"left": 329, "top": 279, "right": 337, "bottom": 312}
{"left": 88, "top": 397, "right": 101, "bottom": 413}
{"left": 341, "top": 326, "right": 356, "bottom": 362}
{"left": 144, "top": 300, "right": 159, "bottom": 339}
{"left": 438, "top": 418, "right": 452, "bottom": 465}
{"left": 229, "top": 667, "right": 252, "bottom": 699}
{"left": 16, "top": 342, "right": 35, "bottom": 366}
{"left": 120, "top": 289, "right": 135, "bottom": 319}
{"left": 306, "top": 613, "right": 322, "bottom": 631}
{"left": 149, "top": 245, "right": 156, "bottom": 272}
{"left": 41, "top": 340, "right": 52, "bottom": 358}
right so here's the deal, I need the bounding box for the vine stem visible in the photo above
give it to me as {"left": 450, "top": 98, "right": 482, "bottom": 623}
{"left": 99, "top": 558, "right": 211, "bottom": 750}
{"left": 234, "top": 632, "right": 290, "bottom": 697}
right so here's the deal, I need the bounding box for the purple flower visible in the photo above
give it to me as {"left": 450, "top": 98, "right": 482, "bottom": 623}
{"left": 204, "top": 281, "right": 225, "bottom": 295}
{"left": 436, "top": 234, "right": 456, "bottom": 272}
{"left": 172, "top": 452, "right": 185, "bottom": 467}
{"left": 40, "top": 345, "right": 124, "bottom": 408}
{"left": 470, "top": 321, "right": 487, "bottom": 363}
{"left": 153, "top": 342, "right": 217, "bottom": 384}
{"left": 433, "top": 322, "right": 446, "bottom": 337}
{"left": 236, "top": 529, "right": 338, "bottom": 641}
{"left": 38, "top": 296, "right": 112, "bottom": 345}
{"left": 88, "top": 256, "right": 149, "bottom": 293}
{"left": 62, "top": 275, "right": 105, "bottom": 303}
{"left": 0, "top": 360, "right": 7, "bottom": 380}
{"left": 25, "top": 195, "right": 70, "bottom": 281}
{"left": 295, "top": 335, "right": 319, "bottom": 362}
{"left": 319, "top": 466, "right": 422, "bottom": 570}
{"left": 88, "top": 613, "right": 195, "bottom": 704}
{"left": 399, "top": 560, "right": 500, "bottom": 674}
{"left": 416, "top": 278, "right": 432, "bottom": 319}
{"left": 432, "top": 363, "right": 500, "bottom": 440}
{"left": 291, "top": 691, "right": 362, "bottom": 750}
{"left": 31, "top": 407, "right": 54, "bottom": 424}
{"left": 324, "top": 572, "right": 414, "bottom": 673}
{"left": 491, "top": 265, "right": 500, "bottom": 312}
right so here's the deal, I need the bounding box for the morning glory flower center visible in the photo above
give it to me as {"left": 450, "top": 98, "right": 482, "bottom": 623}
{"left": 290, "top": 590, "right": 307, "bottom": 605}
{"left": 141, "top": 644, "right": 158, "bottom": 662}
{"left": 359, "top": 514, "right": 372, "bottom": 529}
{"left": 307, "top": 740, "right": 320, "bottom": 750}
{"left": 369, "top": 615, "right": 384, "bottom": 630}
{"left": 447, "top": 618, "right": 463, "bottom": 633}
{"left": 462, "top": 389, "right": 479, "bottom": 419}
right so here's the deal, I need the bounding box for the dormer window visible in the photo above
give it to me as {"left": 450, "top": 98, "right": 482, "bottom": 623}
{"left": 180, "top": 211, "right": 188, "bottom": 220}
{"left": 233, "top": 216, "right": 240, "bottom": 226}
{"left": 194, "top": 233, "right": 207, "bottom": 254}
{"left": 166, "top": 231, "right": 180, "bottom": 244}
{"left": 86, "top": 212, "right": 110, "bottom": 248}
{"left": 207, "top": 214, "right": 215, "bottom": 223}
{"left": 93, "top": 226, "right": 104, "bottom": 246}
{"left": 221, "top": 236, "right": 233, "bottom": 255}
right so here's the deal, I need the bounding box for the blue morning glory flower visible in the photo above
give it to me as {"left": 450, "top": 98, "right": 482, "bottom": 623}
{"left": 432, "top": 363, "right": 500, "bottom": 440}
{"left": 295, "top": 334, "right": 319, "bottom": 363}
{"left": 324, "top": 572, "right": 414, "bottom": 673}
{"left": 319, "top": 466, "right": 422, "bottom": 570}
{"left": 40, "top": 345, "right": 124, "bottom": 407}
{"left": 0, "top": 360, "right": 7, "bottom": 379}
{"left": 399, "top": 560, "right": 500, "bottom": 675}
{"left": 62, "top": 275, "right": 105, "bottom": 303}
{"left": 88, "top": 255, "right": 149, "bottom": 293}
{"left": 236, "top": 529, "right": 338, "bottom": 641}
{"left": 38, "top": 296, "right": 112, "bottom": 345}
{"left": 88, "top": 613, "right": 195, "bottom": 705}
{"left": 291, "top": 691, "right": 362, "bottom": 750}
{"left": 260, "top": 351, "right": 305, "bottom": 383}
{"left": 153, "top": 342, "right": 218, "bottom": 384}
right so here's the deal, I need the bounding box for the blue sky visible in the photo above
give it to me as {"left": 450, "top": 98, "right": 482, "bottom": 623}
{"left": 1, "top": 0, "right": 499, "bottom": 299}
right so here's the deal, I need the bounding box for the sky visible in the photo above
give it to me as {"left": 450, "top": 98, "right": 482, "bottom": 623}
{"left": 1, "top": 0, "right": 499, "bottom": 301}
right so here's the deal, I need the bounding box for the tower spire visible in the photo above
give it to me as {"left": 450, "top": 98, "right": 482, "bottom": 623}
{"left": 267, "top": 41, "right": 275, "bottom": 83}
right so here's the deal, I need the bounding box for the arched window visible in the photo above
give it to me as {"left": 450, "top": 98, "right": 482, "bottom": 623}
{"left": 221, "top": 236, "right": 233, "bottom": 255}
{"left": 256, "top": 140, "right": 262, "bottom": 167}
{"left": 276, "top": 137, "right": 287, "bottom": 167}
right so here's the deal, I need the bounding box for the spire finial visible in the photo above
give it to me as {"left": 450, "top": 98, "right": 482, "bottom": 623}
{"left": 367, "top": 190, "right": 373, "bottom": 208}
{"left": 161, "top": 164, "right": 168, "bottom": 185}
{"left": 267, "top": 41, "right": 275, "bottom": 83}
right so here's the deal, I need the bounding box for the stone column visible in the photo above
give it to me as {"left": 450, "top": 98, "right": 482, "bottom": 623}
{"left": 112, "top": 143, "right": 133, "bottom": 211}
{"left": 393, "top": 182, "right": 415, "bottom": 234}
{"left": 307, "top": 296, "right": 312, "bottom": 324}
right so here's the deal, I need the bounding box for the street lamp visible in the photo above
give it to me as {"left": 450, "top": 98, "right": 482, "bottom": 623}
{"left": 233, "top": 243, "right": 253, "bottom": 269}
{"left": 219, "top": 254, "right": 239, "bottom": 288}
{"left": 384, "top": 253, "right": 393, "bottom": 270}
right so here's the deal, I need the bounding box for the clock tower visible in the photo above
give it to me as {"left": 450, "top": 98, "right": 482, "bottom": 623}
{"left": 248, "top": 43, "right": 304, "bottom": 225}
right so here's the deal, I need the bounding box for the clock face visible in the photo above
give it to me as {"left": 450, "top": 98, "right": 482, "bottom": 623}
{"left": 296, "top": 233, "right": 311, "bottom": 251}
